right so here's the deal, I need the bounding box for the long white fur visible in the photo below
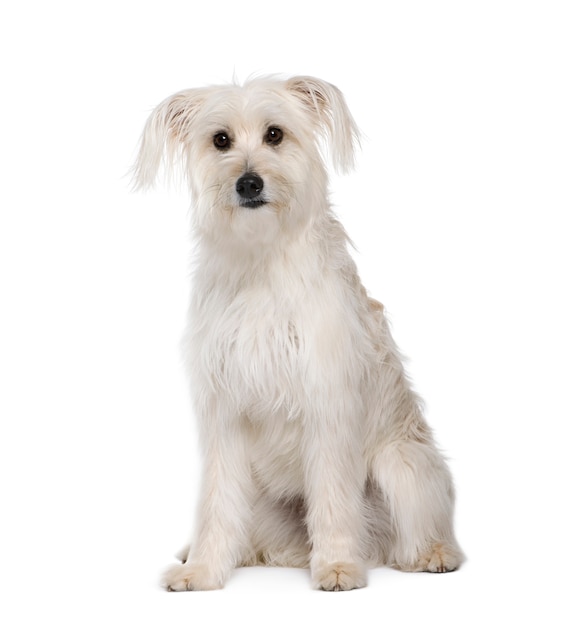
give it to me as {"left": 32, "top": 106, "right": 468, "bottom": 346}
{"left": 133, "top": 75, "right": 464, "bottom": 591}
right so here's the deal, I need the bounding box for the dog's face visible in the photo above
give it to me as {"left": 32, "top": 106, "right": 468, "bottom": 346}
{"left": 134, "top": 76, "right": 359, "bottom": 247}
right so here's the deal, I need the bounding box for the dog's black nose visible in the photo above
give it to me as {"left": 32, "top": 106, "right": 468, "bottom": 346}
{"left": 236, "top": 173, "right": 264, "bottom": 199}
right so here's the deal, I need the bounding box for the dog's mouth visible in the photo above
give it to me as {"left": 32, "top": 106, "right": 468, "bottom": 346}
{"left": 240, "top": 199, "right": 268, "bottom": 209}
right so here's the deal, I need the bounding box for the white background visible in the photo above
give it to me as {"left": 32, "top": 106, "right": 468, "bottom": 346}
{"left": 1, "top": 1, "right": 575, "bottom": 624}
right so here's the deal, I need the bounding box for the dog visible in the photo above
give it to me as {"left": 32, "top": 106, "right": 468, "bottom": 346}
{"left": 133, "top": 75, "right": 464, "bottom": 591}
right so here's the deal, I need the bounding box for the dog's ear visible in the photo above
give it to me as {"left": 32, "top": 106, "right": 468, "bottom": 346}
{"left": 131, "top": 89, "right": 205, "bottom": 190}
{"left": 286, "top": 76, "right": 360, "bottom": 174}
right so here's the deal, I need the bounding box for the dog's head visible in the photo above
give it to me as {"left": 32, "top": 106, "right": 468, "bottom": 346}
{"left": 133, "top": 76, "right": 359, "bottom": 246}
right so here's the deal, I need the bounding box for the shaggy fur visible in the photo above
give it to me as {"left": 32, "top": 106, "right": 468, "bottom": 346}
{"left": 133, "top": 75, "right": 464, "bottom": 591}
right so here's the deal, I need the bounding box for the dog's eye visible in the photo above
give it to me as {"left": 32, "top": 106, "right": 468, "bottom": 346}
{"left": 213, "top": 132, "right": 231, "bottom": 150}
{"left": 265, "top": 127, "right": 283, "bottom": 146}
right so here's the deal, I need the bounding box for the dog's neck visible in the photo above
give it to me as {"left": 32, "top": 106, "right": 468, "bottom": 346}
{"left": 192, "top": 208, "right": 350, "bottom": 290}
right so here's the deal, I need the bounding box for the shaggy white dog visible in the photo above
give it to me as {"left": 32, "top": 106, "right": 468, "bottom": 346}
{"left": 133, "top": 75, "right": 464, "bottom": 591}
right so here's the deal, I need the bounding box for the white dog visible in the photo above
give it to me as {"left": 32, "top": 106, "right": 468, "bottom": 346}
{"left": 133, "top": 75, "right": 464, "bottom": 591}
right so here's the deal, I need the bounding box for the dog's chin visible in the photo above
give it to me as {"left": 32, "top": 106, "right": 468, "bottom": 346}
{"left": 198, "top": 194, "right": 303, "bottom": 250}
{"left": 220, "top": 201, "right": 284, "bottom": 248}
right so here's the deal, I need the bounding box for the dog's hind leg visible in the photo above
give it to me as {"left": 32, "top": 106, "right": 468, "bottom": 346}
{"left": 372, "top": 439, "right": 464, "bottom": 573}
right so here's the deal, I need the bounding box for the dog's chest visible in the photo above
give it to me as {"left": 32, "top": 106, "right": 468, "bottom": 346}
{"left": 192, "top": 263, "right": 350, "bottom": 415}
{"left": 196, "top": 282, "right": 309, "bottom": 407}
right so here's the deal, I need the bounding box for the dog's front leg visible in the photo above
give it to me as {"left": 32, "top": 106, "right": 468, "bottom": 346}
{"left": 303, "top": 397, "right": 368, "bottom": 591}
{"left": 163, "top": 413, "right": 254, "bottom": 591}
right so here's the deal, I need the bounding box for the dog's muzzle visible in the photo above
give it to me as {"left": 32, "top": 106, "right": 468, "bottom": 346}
{"left": 236, "top": 173, "right": 266, "bottom": 208}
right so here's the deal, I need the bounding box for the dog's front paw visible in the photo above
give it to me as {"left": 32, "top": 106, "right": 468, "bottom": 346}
{"left": 395, "top": 541, "right": 464, "bottom": 573}
{"left": 312, "top": 562, "right": 367, "bottom": 591}
{"left": 418, "top": 541, "right": 464, "bottom": 573}
{"left": 162, "top": 563, "right": 224, "bottom": 591}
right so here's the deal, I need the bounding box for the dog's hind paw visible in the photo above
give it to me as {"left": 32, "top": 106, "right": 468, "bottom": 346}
{"left": 312, "top": 562, "right": 367, "bottom": 591}
{"left": 162, "top": 563, "right": 223, "bottom": 591}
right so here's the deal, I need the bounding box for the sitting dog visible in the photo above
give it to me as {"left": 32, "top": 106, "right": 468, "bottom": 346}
{"left": 133, "top": 75, "right": 464, "bottom": 591}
